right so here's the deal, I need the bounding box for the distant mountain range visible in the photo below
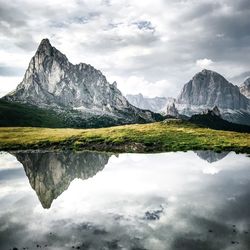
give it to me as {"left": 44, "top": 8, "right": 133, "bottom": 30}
{"left": 127, "top": 70, "right": 250, "bottom": 126}
{"left": 0, "top": 38, "right": 250, "bottom": 128}
{"left": 126, "top": 94, "right": 174, "bottom": 113}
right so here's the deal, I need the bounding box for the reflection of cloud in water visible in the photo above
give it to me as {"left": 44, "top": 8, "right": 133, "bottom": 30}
{"left": 0, "top": 151, "right": 249, "bottom": 249}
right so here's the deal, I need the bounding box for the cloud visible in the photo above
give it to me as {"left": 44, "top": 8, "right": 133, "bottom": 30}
{"left": 0, "top": 65, "right": 24, "bottom": 77}
{"left": 109, "top": 75, "right": 177, "bottom": 98}
{"left": 229, "top": 71, "right": 250, "bottom": 84}
{"left": 0, "top": 77, "right": 22, "bottom": 97}
{"left": 196, "top": 58, "right": 214, "bottom": 69}
{"left": 0, "top": 0, "right": 249, "bottom": 98}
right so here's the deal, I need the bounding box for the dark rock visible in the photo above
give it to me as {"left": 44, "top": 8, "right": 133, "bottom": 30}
{"left": 143, "top": 206, "right": 164, "bottom": 220}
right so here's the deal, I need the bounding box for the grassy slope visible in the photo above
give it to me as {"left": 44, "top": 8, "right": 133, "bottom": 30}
{"left": 189, "top": 112, "right": 250, "bottom": 132}
{"left": 0, "top": 120, "right": 249, "bottom": 153}
{"left": 0, "top": 99, "right": 66, "bottom": 127}
{"left": 0, "top": 99, "right": 164, "bottom": 128}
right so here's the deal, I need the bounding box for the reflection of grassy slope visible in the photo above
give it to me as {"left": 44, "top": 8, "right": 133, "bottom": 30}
{"left": 0, "top": 120, "right": 249, "bottom": 153}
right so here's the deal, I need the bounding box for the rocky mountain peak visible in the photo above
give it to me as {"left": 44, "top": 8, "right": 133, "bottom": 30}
{"left": 3, "top": 38, "right": 162, "bottom": 126}
{"left": 193, "top": 69, "right": 228, "bottom": 85}
{"left": 35, "top": 38, "right": 69, "bottom": 66}
{"left": 177, "top": 69, "right": 249, "bottom": 110}
{"left": 37, "top": 38, "right": 52, "bottom": 51}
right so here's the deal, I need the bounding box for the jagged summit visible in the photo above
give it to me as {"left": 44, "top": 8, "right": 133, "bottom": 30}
{"left": 3, "top": 39, "right": 162, "bottom": 126}
{"left": 38, "top": 38, "right": 52, "bottom": 49}
{"left": 177, "top": 69, "right": 249, "bottom": 110}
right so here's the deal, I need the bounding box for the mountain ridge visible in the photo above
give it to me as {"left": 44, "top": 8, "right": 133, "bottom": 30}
{"left": 126, "top": 93, "right": 175, "bottom": 113}
{"left": 127, "top": 69, "right": 250, "bottom": 126}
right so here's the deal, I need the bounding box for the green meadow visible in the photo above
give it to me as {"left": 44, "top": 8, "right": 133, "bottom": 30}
{"left": 0, "top": 119, "right": 249, "bottom": 153}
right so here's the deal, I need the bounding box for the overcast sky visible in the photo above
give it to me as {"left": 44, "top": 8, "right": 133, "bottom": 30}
{"left": 0, "top": 0, "right": 250, "bottom": 98}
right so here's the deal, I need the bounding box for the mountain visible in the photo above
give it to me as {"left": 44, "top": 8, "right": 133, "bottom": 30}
{"left": 175, "top": 69, "right": 250, "bottom": 125}
{"left": 2, "top": 39, "right": 163, "bottom": 128}
{"left": 126, "top": 94, "right": 166, "bottom": 112}
{"left": 12, "top": 151, "right": 111, "bottom": 208}
{"left": 177, "top": 69, "right": 249, "bottom": 109}
{"left": 189, "top": 106, "right": 250, "bottom": 133}
{"left": 126, "top": 94, "right": 174, "bottom": 113}
{"left": 240, "top": 77, "right": 250, "bottom": 99}
{"left": 126, "top": 71, "right": 250, "bottom": 125}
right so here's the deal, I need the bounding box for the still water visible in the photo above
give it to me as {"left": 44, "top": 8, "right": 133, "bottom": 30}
{"left": 0, "top": 150, "right": 249, "bottom": 250}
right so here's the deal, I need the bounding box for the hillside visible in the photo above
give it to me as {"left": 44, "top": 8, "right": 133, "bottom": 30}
{"left": 0, "top": 99, "right": 164, "bottom": 128}
{"left": 189, "top": 110, "right": 250, "bottom": 133}
{"left": 0, "top": 120, "right": 249, "bottom": 153}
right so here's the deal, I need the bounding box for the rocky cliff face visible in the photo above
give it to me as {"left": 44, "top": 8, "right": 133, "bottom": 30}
{"left": 240, "top": 77, "right": 250, "bottom": 99}
{"left": 175, "top": 69, "right": 250, "bottom": 125}
{"left": 177, "top": 69, "right": 249, "bottom": 110}
{"left": 4, "top": 39, "right": 162, "bottom": 126}
{"left": 13, "top": 151, "right": 111, "bottom": 208}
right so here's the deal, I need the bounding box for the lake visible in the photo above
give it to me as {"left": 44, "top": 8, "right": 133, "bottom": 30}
{"left": 0, "top": 150, "right": 249, "bottom": 250}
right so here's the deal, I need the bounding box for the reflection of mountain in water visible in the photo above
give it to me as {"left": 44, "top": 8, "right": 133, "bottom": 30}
{"left": 195, "top": 151, "right": 229, "bottom": 163}
{"left": 12, "top": 151, "right": 111, "bottom": 208}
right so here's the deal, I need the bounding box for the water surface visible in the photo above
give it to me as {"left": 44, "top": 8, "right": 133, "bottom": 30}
{"left": 0, "top": 150, "right": 249, "bottom": 250}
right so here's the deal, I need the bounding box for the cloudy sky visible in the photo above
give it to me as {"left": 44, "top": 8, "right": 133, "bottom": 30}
{"left": 0, "top": 0, "right": 250, "bottom": 98}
